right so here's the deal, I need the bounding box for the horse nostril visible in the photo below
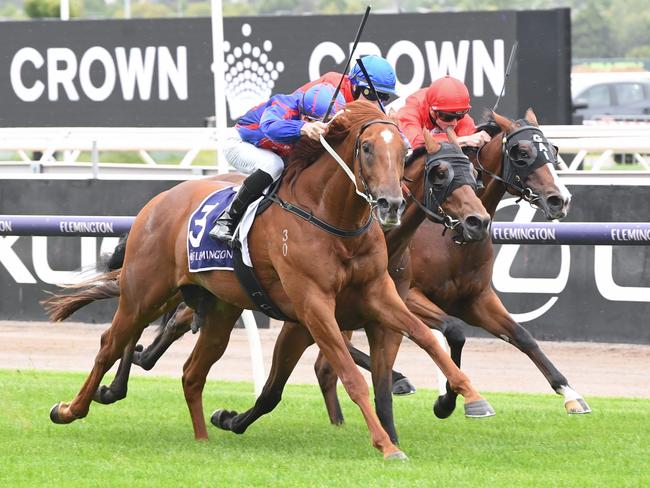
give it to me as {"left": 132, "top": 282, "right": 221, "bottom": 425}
{"left": 465, "top": 215, "right": 482, "bottom": 230}
{"left": 547, "top": 195, "right": 564, "bottom": 211}
{"left": 377, "top": 197, "right": 405, "bottom": 214}
{"left": 377, "top": 198, "right": 390, "bottom": 211}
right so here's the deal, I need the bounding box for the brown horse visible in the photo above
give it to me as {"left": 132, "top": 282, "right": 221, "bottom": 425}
{"left": 45, "top": 101, "right": 492, "bottom": 460}
{"left": 211, "top": 109, "right": 588, "bottom": 443}
{"left": 315, "top": 109, "right": 589, "bottom": 423}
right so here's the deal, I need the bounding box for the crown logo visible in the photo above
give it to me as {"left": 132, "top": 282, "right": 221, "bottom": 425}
{"left": 223, "top": 23, "right": 285, "bottom": 120}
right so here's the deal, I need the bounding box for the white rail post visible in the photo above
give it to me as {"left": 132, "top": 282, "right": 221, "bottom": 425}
{"left": 240, "top": 310, "right": 265, "bottom": 397}
{"left": 210, "top": 0, "right": 229, "bottom": 174}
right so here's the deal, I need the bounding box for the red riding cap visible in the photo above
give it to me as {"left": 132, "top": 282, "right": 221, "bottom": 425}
{"left": 426, "top": 76, "right": 472, "bottom": 112}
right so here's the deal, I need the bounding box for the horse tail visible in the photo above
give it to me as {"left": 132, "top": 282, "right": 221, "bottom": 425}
{"left": 41, "top": 269, "right": 121, "bottom": 322}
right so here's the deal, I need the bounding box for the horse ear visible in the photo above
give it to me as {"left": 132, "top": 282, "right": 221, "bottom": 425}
{"left": 492, "top": 111, "right": 514, "bottom": 132}
{"left": 524, "top": 107, "right": 539, "bottom": 126}
{"left": 445, "top": 126, "right": 461, "bottom": 149}
{"left": 422, "top": 128, "right": 440, "bottom": 153}
{"left": 388, "top": 107, "right": 399, "bottom": 125}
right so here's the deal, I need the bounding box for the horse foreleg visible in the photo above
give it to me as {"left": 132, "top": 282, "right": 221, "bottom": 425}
{"left": 314, "top": 330, "right": 351, "bottom": 426}
{"left": 405, "top": 287, "right": 467, "bottom": 417}
{"left": 366, "top": 326, "right": 403, "bottom": 445}
{"left": 291, "top": 291, "right": 405, "bottom": 460}
{"left": 462, "top": 291, "right": 591, "bottom": 414}
{"left": 133, "top": 303, "right": 192, "bottom": 370}
{"left": 314, "top": 329, "right": 414, "bottom": 426}
{"left": 368, "top": 274, "right": 494, "bottom": 419}
{"left": 212, "top": 321, "right": 315, "bottom": 434}
{"left": 181, "top": 299, "right": 241, "bottom": 440}
{"left": 344, "top": 340, "right": 415, "bottom": 396}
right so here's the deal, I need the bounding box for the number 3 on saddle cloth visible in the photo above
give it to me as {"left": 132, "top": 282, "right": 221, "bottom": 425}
{"left": 186, "top": 185, "right": 290, "bottom": 321}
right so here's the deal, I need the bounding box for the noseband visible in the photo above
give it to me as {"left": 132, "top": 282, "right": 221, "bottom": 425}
{"left": 476, "top": 121, "right": 558, "bottom": 208}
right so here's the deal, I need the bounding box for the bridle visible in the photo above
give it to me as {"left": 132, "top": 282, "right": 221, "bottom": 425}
{"left": 270, "top": 118, "right": 403, "bottom": 238}
{"left": 475, "top": 120, "right": 558, "bottom": 209}
{"left": 402, "top": 143, "right": 479, "bottom": 244}
{"left": 320, "top": 118, "right": 404, "bottom": 219}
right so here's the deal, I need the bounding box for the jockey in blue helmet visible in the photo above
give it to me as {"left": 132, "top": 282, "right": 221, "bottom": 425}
{"left": 347, "top": 54, "right": 397, "bottom": 103}
{"left": 297, "top": 55, "right": 397, "bottom": 106}
{"left": 210, "top": 83, "right": 346, "bottom": 243}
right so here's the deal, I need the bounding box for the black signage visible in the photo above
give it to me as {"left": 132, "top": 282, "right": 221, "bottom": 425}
{"left": 0, "top": 9, "right": 570, "bottom": 127}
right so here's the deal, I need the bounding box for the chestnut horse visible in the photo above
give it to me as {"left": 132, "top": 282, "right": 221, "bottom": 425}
{"left": 211, "top": 130, "right": 493, "bottom": 444}
{"left": 314, "top": 109, "right": 590, "bottom": 423}
{"left": 45, "top": 101, "right": 492, "bottom": 460}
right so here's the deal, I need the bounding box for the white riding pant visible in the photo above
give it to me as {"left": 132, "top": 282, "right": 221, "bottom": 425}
{"left": 223, "top": 128, "right": 284, "bottom": 181}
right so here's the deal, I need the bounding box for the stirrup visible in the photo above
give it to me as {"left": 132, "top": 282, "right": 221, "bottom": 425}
{"left": 209, "top": 215, "right": 235, "bottom": 243}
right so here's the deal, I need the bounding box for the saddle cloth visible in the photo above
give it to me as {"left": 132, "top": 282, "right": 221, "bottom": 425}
{"left": 186, "top": 186, "right": 263, "bottom": 272}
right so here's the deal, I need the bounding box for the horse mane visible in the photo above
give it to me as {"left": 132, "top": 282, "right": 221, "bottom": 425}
{"left": 283, "top": 100, "right": 388, "bottom": 191}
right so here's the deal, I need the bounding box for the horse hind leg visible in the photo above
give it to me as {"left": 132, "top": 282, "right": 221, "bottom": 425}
{"left": 93, "top": 339, "right": 136, "bottom": 405}
{"left": 50, "top": 304, "right": 153, "bottom": 424}
{"left": 133, "top": 302, "right": 192, "bottom": 371}
{"left": 93, "top": 298, "right": 182, "bottom": 405}
{"left": 212, "top": 321, "right": 314, "bottom": 435}
{"left": 181, "top": 297, "right": 241, "bottom": 440}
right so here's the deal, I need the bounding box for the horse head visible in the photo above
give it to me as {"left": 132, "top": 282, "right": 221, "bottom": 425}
{"left": 403, "top": 128, "right": 490, "bottom": 243}
{"left": 330, "top": 101, "right": 408, "bottom": 229}
{"left": 476, "top": 109, "right": 571, "bottom": 220}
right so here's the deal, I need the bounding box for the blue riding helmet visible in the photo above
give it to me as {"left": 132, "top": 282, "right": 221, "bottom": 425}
{"left": 300, "top": 83, "right": 346, "bottom": 120}
{"left": 348, "top": 55, "right": 397, "bottom": 95}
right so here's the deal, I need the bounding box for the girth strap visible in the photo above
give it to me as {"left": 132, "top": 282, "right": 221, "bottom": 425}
{"left": 232, "top": 248, "right": 291, "bottom": 321}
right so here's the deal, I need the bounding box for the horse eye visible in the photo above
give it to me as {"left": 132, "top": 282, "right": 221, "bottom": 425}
{"left": 361, "top": 141, "right": 372, "bottom": 154}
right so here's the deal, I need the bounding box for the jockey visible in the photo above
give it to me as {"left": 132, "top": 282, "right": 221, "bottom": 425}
{"left": 209, "top": 82, "right": 346, "bottom": 243}
{"left": 298, "top": 54, "right": 397, "bottom": 106}
{"left": 397, "top": 75, "right": 491, "bottom": 149}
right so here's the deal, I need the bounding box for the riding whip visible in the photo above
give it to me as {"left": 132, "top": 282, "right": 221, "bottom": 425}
{"left": 355, "top": 56, "right": 387, "bottom": 115}
{"left": 323, "top": 5, "right": 371, "bottom": 121}
{"left": 492, "top": 41, "right": 518, "bottom": 113}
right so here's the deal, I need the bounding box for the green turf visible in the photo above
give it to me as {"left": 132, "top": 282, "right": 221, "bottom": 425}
{"left": 0, "top": 370, "right": 648, "bottom": 487}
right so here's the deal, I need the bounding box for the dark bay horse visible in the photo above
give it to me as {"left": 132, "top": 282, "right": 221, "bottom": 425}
{"left": 315, "top": 109, "right": 590, "bottom": 422}
{"left": 45, "top": 101, "right": 492, "bottom": 460}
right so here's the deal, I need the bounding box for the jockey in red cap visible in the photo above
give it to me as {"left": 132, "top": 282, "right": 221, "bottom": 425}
{"left": 397, "top": 76, "right": 491, "bottom": 149}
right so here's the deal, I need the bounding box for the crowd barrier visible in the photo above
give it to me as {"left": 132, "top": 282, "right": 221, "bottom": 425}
{"left": 1, "top": 215, "right": 650, "bottom": 246}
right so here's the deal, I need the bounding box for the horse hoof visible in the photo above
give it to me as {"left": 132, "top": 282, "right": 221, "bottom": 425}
{"left": 565, "top": 398, "right": 592, "bottom": 415}
{"left": 392, "top": 377, "right": 416, "bottom": 396}
{"left": 210, "top": 409, "right": 237, "bottom": 431}
{"left": 464, "top": 399, "right": 496, "bottom": 418}
{"left": 433, "top": 394, "right": 456, "bottom": 419}
{"left": 49, "top": 403, "right": 72, "bottom": 424}
{"left": 384, "top": 450, "right": 409, "bottom": 462}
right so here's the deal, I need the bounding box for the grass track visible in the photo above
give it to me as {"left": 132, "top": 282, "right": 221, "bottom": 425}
{"left": 1, "top": 369, "right": 648, "bottom": 487}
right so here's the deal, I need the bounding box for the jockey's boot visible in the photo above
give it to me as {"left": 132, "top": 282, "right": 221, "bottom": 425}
{"left": 209, "top": 169, "right": 274, "bottom": 244}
